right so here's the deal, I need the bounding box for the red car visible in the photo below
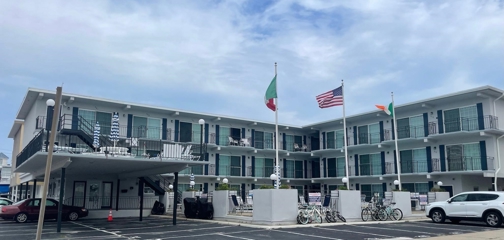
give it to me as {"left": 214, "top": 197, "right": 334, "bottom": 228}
{"left": 0, "top": 198, "right": 88, "bottom": 223}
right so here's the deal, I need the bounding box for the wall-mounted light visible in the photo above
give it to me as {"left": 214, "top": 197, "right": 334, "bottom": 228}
{"left": 123, "top": 114, "right": 126, "bottom": 117}
{"left": 171, "top": 120, "right": 173, "bottom": 123}
{"left": 387, "top": 151, "right": 389, "bottom": 154}
{"left": 433, "top": 146, "right": 437, "bottom": 150}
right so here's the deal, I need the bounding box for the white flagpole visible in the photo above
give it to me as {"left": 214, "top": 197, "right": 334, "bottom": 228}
{"left": 342, "top": 80, "right": 350, "bottom": 189}
{"left": 274, "top": 62, "right": 280, "bottom": 189}
{"left": 392, "top": 92, "right": 402, "bottom": 190}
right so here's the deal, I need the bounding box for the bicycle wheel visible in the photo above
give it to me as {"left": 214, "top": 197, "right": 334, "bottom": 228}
{"left": 378, "top": 209, "right": 388, "bottom": 221}
{"left": 298, "top": 212, "right": 309, "bottom": 225}
{"left": 313, "top": 212, "right": 323, "bottom": 224}
{"left": 392, "top": 208, "right": 403, "bottom": 221}
{"left": 330, "top": 211, "right": 338, "bottom": 222}
{"left": 361, "top": 208, "right": 371, "bottom": 222}
{"left": 325, "top": 211, "right": 333, "bottom": 223}
{"left": 337, "top": 213, "right": 346, "bottom": 222}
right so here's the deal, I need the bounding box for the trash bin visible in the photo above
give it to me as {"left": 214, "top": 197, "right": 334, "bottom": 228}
{"left": 183, "top": 198, "right": 198, "bottom": 218}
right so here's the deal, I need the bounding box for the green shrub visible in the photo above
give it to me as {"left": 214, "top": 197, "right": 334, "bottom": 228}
{"left": 279, "top": 185, "right": 290, "bottom": 189}
{"left": 338, "top": 186, "right": 348, "bottom": 190}
{"left": 259, "top": 185, "right": 274, "bottom": 189}
{"left": 430, "top": 187, "right": 446, "bottom": 192}
{"left": 216, "top": 183, "right": 230, "bottom": 190}
{"left": 185, "top": 188, "right": 197, "bottom": 192}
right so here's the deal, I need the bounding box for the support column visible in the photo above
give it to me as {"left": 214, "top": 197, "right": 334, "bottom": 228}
{"left": 18, "top": 184, "right": 22, "bottom": 201}
{"left": 116, "top": 179, "right": 120, "bottom": 211}
{"left": 172, "top": 172, "right": 179, "bottom": 226}
{"left": 33, "top": 179, "right": 37, "bottom": 199}
{"left": 24, "top": 182, "right": 28, "bottom": 199}
{"left": 139, "top": 178, "right": 144, "bottom": 222}
{"left": 57, "top": 168, "right": 66, "bottom": 233}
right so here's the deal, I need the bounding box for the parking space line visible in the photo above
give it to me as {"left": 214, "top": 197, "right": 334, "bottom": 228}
{"left": 396, "top": 223, "right": 476, "bottom": 232}
{"left": 350, "top": 225, "right": 433, "bottom": 235}
{"left": 120, "top": 225, "right": 233, "bottom": 235}
{"left": 314, "top": 226, "right": 394, "bottom": 238}
{"left": 157, "top": 229, "right": 265, "bottom": 239}
{"left": 272, "top": 229, "right": 342, "bottom": 239}
{"left": 105, "top": 223, "right": 217, "bottom": 231}
{"left": 216, "top": 233, "right": 256, "bottom": 240}
{"left": 71, "top": 221, "right": 132, "bottom": 239}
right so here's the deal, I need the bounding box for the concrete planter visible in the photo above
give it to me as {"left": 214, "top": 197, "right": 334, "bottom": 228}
{"left": 333, "top": 190, "right": 361, "bottom": 219}
{"left": 391, "top": 191, "right": 412, "bottom": 217}
{"left": 213, "top": 190, "right": 230, "bottom": 218}
{"left": 252, "top": 189, "right": 297, "bottom": 225}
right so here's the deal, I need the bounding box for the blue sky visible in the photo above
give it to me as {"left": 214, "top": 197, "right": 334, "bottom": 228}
{"left": 0, "top": 0, "right": 503, "bottom": 161}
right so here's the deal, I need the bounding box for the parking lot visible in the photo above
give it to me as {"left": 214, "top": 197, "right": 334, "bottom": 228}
{"left": 0, "top": 217, "right": 501, "bottom": 240}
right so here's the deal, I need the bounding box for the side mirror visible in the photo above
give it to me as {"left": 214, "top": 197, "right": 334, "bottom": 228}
{"left": 447, "top": 199, "right": 452, "bottom": 203}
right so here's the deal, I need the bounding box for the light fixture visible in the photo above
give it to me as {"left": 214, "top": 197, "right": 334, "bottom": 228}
{"left": 46, "top": 99, "right": 55, "bottom": 107}
{"left": 270, "top": 174, "right": 277, "bottom": 181}
{"left": 342, "top": 177, "right": 348, "bottom": 183}
{"left": 198, "top": 119, "right": 205, "bottom": 125}
{"left": 190, "top": 181, "right": 195, "bottom": 186}
{"left": 168, "top": 184, "right": 173, "bottom": 190}
{"left": 437, "top": 181, "right": 443, "bottom": 186}
{"left": 222, "top": 178, "right": 228, "bottom": 184}
{"left": 394, "top": 180, "right": 399, "bottom": 186}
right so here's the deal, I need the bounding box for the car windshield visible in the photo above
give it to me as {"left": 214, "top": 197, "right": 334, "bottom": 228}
{"left": 12, "top": 199, "right": 28, "bottom": 206}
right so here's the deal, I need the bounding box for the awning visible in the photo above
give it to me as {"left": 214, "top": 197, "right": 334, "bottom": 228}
{"left": 0, "top": 185, "right": 9, "bottom": 194}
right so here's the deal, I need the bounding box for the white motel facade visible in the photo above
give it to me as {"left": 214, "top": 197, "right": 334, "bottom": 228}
{"left": 6, "top": 85, "right": 504, "bottom": 210}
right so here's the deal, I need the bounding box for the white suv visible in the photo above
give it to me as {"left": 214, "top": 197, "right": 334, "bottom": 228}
{"left": 425, "top": 191, "right": 504, "bottom": 227}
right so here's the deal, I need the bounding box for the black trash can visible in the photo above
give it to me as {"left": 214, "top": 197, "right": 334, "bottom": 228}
{"left": 183, "top": 198, "right": 198, "bottom": 218}
{"left": 196, "top": 197, "right": 214, "bottom": 220}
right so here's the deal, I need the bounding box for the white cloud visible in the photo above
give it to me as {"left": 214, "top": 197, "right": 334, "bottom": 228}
{"left": 0, "top": 0, "right": 502, "bottom": 133}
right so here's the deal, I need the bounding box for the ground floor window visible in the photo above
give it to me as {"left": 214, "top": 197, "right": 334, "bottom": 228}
{"left": 361, "top": 184, "right": 384, "bottom": 202}
{"left": 401, "top": 182, "right": 429, "bottom": 194}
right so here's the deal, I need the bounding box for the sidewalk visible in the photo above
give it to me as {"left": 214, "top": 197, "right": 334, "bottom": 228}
{"left": 424, "top": 229, "right": 504, "bottom": 239}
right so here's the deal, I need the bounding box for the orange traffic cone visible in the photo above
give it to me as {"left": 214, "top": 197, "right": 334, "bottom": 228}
{"left": 108, "top": 209, "right": 113, "bottom": 222}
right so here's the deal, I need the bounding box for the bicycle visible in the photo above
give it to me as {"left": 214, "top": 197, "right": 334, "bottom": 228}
{"left": 380, "top": 202, "right": 403, "bottom": 221}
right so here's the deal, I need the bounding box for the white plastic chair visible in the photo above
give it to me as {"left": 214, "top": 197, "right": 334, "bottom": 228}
{"left": 241, "top": 138, "right": 250, "bottom": 146}
{"left": 228, "top": 136, "right": 238, "bottom": 146}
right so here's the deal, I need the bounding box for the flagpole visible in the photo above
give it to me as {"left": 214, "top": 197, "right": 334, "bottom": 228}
{"left": 392, "top": 92, "right": 402, "bottom": 190}
{"left": 274, "top": 62, "right": 280, "bottom": 189}
{"left": 341, "top": 80, "right": 350, "bottom": 189}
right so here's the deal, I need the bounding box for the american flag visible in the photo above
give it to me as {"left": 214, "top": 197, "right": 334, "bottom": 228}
{"left": 316, "top": 86, "right": 343, "bottom": 108}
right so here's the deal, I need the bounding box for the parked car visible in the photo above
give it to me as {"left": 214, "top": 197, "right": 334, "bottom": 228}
{"left": 0, "top": 198, "right": 13, "bottom": 206}
{"left": 0, "top": 198, "right": 88, "bottom": 223}
{"left": 425, "top": 191, "right": 504, "bottom": 227}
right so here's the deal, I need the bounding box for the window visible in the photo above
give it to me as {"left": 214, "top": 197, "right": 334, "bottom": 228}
{"left": 219, "top": 127, "right": 241, "bottom": 146}
{"left": 360, "top": 153, "right": 381, "bottom": 176}
{"left": 79, "top": 110, "right": 112, "bottom": 135}
{"left": 400, "top": 148, "right": 427, "bottom": 173}
{"left": 401, "top": 183, "right": 429, "bottom": 193}
{"left": 397, "top": 115, "right": 424, "bottom": 139}
{"left": 219, "top": 155, "right": 241, "bottom": 176}
{"left": 293, "top": 185, "right": 303, "bottom": 196}
{"left": 133, "top": 116, "right": 161, "bottom": 139}
{"left": 357, "top": 124, "right": 380, "bottom": 145}
{"left": 327, "top": 157, "right": 346, "bottom": 177}
{"left": 358, "top": 125, "right": 368, "bottom": 144}
{"left": 335, "top": 130, "right": 344, "bottom": 148}
{"left": 285, "top": 135, "right": 295, "bottom": 151}
{"left": 444, "top": 105, "right": 478, "bottom": 133}
{"left": 178, "top": 184, "right": 202, "bottom": 191}
{"left": 326, "top": 132, "right": 335, "bottom": 149}
{"left": 451, "top": 194, "right": 468, "bottom": 202}
{"left": 469, "top": 194, "right": 499, "bottom": 201}
{"left": 255, "top": 158, "right": 274, "bottom": 177}
{"left": 361, "top": 184, "right": 384, "bottom": 202}
{"left": 285, "top": 160, "right": 303, "bottom": 178}
{"left": 180, "top": 166, "right": 204, "bottom": 175}
{"left": 254, "top": 131, "right": 274, "bottom": 149}
{"left": 178, "top": 122, "right": 204, "bottom": 143}
{"left": 0, "top": 199, "right": 10, "bottom": 206}
{"left": 446, "top": 143, "right": 481, "bottom": 171}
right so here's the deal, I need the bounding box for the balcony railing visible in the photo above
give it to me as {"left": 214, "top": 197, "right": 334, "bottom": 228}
{"left": 383, "top": 125, "right": 425, "bottom": 140}
{"left": 385, "top": 162, "right": 395, "bottom": 174}
{"left": 284, "top": 169, "right": 303, "bottom": 178}
{"left": 213, "top": 136, "right": 253, "bottom": 147}
{"left": 16, "top": 130, "right": 45, "bottom": 168}
{"left": 253, "top": 139, "right": 284, "bottom": 150}
{"left": 359, "top": 163, "right": 383, "bottom": 176}
{"left": 327, "top": 166, "right": 353, "bottom": 178}
{"left": 400, "top": 160, "right": 429, "bottom": 173}
{"left": 216, "top": 166, "right": 242, "bottom": 177}
{"left": 444, "top": 116, "right": 499, "bottom": 133}
{"left": 179, "top": 165, "right": 205, "bottom": 175}
{"left": 249, "top": 166, "right": 277, "bottom": 177}
{"left": 447, "top": 157, "right": 494, "bottom": 171}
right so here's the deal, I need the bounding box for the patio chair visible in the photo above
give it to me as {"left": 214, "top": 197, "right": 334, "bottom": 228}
{"left": 230, "top": 195, "right": 243, "bottom": 215}
{"left": 241, "top": 138, "right": 251, "bottom": 146}
{"left": 228, "top": 136, "right": 238, "bottom": 146}
{"left": 238, "top": 196, "right": 252, "bottom": 211}
{"left": 321, "top": 195, "right": 331, "bottom": 212}
{"left": 294, "top": 143, "right": 300, "bottom": 151}
{"left": 302, "top": 144, "right": 308, "bottom": 151}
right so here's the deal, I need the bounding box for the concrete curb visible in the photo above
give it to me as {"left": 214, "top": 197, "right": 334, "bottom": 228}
{"left": 153, "top": 215, "right": 430, "bottom": 229}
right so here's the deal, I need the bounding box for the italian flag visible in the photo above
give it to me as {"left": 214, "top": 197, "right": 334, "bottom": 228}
{"left": 375, "top": 103, "right": 394, "bottom": 117}
{"left": 265, "top": 75, "right": 277, "bottom": 111}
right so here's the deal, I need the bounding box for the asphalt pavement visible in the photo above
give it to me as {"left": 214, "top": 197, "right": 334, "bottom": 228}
{"left": 0, "top": 217, "right": 501, "bottom": 239}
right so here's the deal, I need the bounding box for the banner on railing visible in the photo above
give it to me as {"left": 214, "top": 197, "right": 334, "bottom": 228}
{"left": 309, "top": 192, "right": 321, "bottom": 205}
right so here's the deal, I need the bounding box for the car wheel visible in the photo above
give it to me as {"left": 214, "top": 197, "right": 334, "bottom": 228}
{"left": 430, "top": 209, "right": 445, "bottom": 223}
{"left": 68, "top": 212, "right": 79, "bottom": 221}
{"left": 484, "top": 211, "right": 502, "bottom": 227}
{"left": 450, "top": 219, "right": 460, "bottom": 224}
{"left": 15, "top": 213, "right": 28, "bottom": 223}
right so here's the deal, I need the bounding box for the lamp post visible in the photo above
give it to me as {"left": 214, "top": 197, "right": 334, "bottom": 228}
{"left": 45, "top": 99, "right": 55, "bottom": 152}
{"left": 223, "top": 178, "right": 228, "bottom": 184}
{"left": 190, "top": 181, "right": 195, "bottom": 189}
{"left": 437, "top": 181, "right": 443, "bottom": 186}
{"left": 394, "top": 180, "right": 400, "bottom": 190}
{"left": 270, "top": 173, "right": 277, "bottom": 187}
{"left": 36, "top": 87, "right": 62, "bottom": 240}
{"left": 342, "top": 177, "right": 348, "bottom": 189}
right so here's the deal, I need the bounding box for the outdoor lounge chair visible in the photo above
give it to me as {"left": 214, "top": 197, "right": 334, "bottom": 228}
{"left": 228, "top": 137, "right": 239, "bottom": 146}
{"left": 240, "top": 138, "right": 250, "bottom": 146}
{"left": 294, "top": 143, "right": 300, "bottom": 151}
{"left": 230, "top": 195, "right": 243, "bottom": 214}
